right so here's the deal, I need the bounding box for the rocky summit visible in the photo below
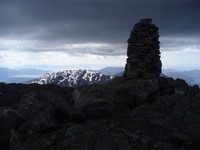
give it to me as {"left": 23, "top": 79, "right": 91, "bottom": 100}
{"left": 124, "top": 18, "right": 162, "bottom": 79}
{"left": 0, "top": 19, "right": 200, "bottom": 150}
{"left": 1, "top": 77, "right": 200, "bottom": 150}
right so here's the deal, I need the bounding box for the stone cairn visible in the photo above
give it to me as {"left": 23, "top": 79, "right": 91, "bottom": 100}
{"left": 124, "top": 18, "right": 162, "bottom": 79}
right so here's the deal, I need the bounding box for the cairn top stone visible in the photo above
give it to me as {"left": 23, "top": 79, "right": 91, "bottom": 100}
{"left": 124, "top": 18, "right": 162, "bottom": 79}
{"left": 140, "top": 18, "right": 152, "bottom": 24}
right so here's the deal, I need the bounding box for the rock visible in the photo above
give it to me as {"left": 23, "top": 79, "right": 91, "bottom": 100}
{"left": 82, "top": 101, "right": 114, "bottom": 119}
{"left": 72, "top": 88, "right": 115, "bottom": 119}
{"left": 55, "top": 102, "right": 85, "bottom": 123}
{"left": 72, "top": 78, "right": 159, "bottom": 117}
{"left": 3, "top": 77, "right": 200, "bottom": 150}
{"left": 17, "top": 107, "right": 59, "bottom": 138}
{"left": 124, "top": 18, "right": 162, "bottom": 79}
{"left": 158, "top": 77, "right": 175, "bottom": 95}
{"left": 14, "top": 92, "right": 45, "bottom": 129}
{"left": 174, "top": 78, "right": 188, "bottom": 95}
{"left": 0, "top": 83, "right": 73, "bottom": 150}
{"left": 188, "top": 85, "right": 199, "bottom": 96}
{"left": 152, "top": 142, "right": 178, "bottom": 150}
{"left": 0, "top": 113, "right": 16, "bottom": 150}
{"left": 10, "top": 128, "right": 66, "bottom": 150}
{"left": 9, "top": 129, "right": 23, "bottom": 150}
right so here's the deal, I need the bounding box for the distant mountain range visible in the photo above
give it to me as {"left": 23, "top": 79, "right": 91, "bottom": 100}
{"left": 96, "top": 67, "right": 124, "bottom": 76}
{"left": 163, "top": 70, "right": 200, "bottom": 86}
{"left": 29, "top": 69, "right": 114, "bottom": 87}
{"left": 97, "top": 67, "right": 200, "bottom": 86}
{"left": 0, "top": 67, "right": 51, "bottom": 83}
{"left": 1, "top": 67, "right": 200, "bottom": 87}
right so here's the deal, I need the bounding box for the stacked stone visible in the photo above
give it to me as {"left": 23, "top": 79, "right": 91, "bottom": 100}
{"left": 124, "top": 18, "right": 162, "bottom": 79}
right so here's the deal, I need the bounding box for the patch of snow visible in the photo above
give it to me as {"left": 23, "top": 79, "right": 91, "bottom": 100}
{"left": 30, "top": 69, "right": 114, "bottom": 87}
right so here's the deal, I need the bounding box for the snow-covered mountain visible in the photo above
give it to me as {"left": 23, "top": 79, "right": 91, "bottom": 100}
{"left": 29, "top": 69, "right": 114, "bottom": 87}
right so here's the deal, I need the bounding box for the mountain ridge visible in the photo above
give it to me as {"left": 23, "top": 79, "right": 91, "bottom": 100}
{"left": 29, "top": 69, "right": 114, "bottom": 87}
{"left": 1, "top": 66, "right": 200, "bottom": 87}
{"left": 0, "top": 67, "right": 51, "bottom": 83}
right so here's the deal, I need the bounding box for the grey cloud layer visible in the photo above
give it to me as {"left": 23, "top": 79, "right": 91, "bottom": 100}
{"left": 0, "top": 0, "right": 200, "bottom": 55}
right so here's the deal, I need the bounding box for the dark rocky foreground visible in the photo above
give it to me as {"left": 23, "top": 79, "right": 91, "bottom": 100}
{"left": 0, "top": 76, "right": 200, "bottom": 150}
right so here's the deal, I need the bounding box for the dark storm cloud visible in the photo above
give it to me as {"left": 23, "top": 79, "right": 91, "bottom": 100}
{"left": 0, "top": 0, "right": 200, "bottom": 54}
{"left": 160, "top": 37, "right": 200, "bottom": 52}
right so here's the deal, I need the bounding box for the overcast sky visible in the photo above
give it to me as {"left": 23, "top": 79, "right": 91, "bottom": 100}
{"left": 0, "top": 0, "right": 200, "bottom": 70}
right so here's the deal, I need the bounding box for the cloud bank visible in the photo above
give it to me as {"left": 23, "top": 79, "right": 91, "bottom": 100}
{"left": 0, "top": 0, "right": 199, "bottom": 54}
{"left": 0, "top": 0, "right": 200, "bottom": 69}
